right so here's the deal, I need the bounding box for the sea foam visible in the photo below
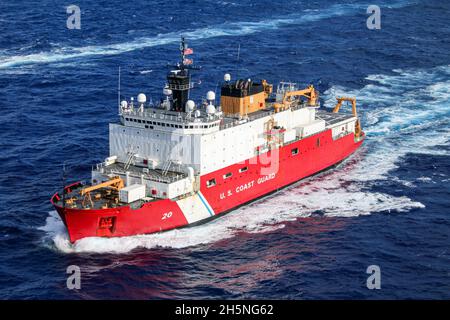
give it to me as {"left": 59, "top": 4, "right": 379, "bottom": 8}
{"left": 0, "top": 2, "right": 409, "bottom": 70}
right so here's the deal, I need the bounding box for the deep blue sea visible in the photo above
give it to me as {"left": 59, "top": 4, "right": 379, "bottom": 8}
{"left": 0, "top": 0, "right": 449, "bottom": 299}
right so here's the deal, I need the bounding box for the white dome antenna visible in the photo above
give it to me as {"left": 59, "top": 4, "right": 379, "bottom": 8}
{"left": 186, "top": 100, "right": 195, "bottom": 113}
{"left": 163, "top": 87, "right": 172, "bottom": 96}
{"left": 162, "top": 87, "right": 172, "bottom": 111}
{"left": 224, "top": 73, "right": 231, "bottom": 82}
{"left": 206, "top": 104, "right": 216, "bottom": 115}
{"left": 206, "top": 91, "right": 215, "bottom": 103}
{"left": 137, "top": 93, "right": 146, "bottom": 112}
{"left": 137, "top": 93, "right": 147, "bottom": 104}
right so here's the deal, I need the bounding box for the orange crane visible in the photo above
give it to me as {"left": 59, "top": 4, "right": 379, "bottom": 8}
{"left": 80, "top": 176, "right": 124, "bottom": 208}
{"left": 333, "top": 97, "right": 362, "bottom": 138}
{"left": 261, "top": 79, "right": 273, "bottom": 99}
{"left": 274, "top": 85, "right": 318, "bottom": 112}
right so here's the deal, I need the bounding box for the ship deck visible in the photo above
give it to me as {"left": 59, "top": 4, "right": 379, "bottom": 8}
{"left": 316, "top": 109, "right": 355, "bottom": 127}
{"left": 53, "top": 182, "right": 154, "bottom": 210}
{"left": 52, "top": 182, "right": 120, "bottom": 210}
{"left": 100, "top": 162, "right": 187, "bottom": 184}
{"left": 53, "top": 162, "right": 188, "bottom": 210}
{"left": 220, "top": 103, "right": 355, "bottom": 130}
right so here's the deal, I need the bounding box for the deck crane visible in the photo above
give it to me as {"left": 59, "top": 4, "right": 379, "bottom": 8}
{"left": 80, "top": 176, "right": 124, "bottom": 208}
{"left": 333, "top": 97, "right": 362, "bottom": 138}
{"left": 274, "top": 85, "right": 318, "bottom": 112}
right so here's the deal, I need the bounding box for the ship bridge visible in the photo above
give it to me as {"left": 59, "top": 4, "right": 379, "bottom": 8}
{"left": 121, "top": 107, "right": 222, "bottom": 134}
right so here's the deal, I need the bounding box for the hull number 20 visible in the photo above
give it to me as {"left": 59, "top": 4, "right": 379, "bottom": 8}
{"left": 162, "top": 211, "right": 173, "bottom": 220}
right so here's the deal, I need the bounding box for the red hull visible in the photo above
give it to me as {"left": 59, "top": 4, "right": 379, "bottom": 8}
{"left": 51, "top": 129, "right": 364, "bottom": 242}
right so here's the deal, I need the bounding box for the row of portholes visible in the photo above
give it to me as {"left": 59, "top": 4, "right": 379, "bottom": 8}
{"left": 206, "top": 165, "right": 249, "bottom": 188}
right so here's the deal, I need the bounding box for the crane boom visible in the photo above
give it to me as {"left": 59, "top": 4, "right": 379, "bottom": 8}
{"left": 80, "top": 177, "right": 124, "bottom": 196}
{"left": 283, "top": 85, "right": 318, "bottom": 106}
{"left": 79, "top": 176, "right": 124, "bottom": 208}
{"left": 274, "top": 84, "right": 318, "bottom": 112}
{"left": 333, "top": 97, "right": 357, "bottom": 117}
{"left": 332, "top": 97, "right": 362, "bottom": 138}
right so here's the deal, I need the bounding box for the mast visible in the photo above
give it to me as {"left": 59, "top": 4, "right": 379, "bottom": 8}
{"left": 118, "top": 66, "right": 121, "bottom": 115}
{"left": 235, "top": 43, "right": 241, "bottom": 80}
{"left": 166, "top": 37, "right": 200, "bottom": 112}
{"left": 180, "top": 37, "right": 186, "bottom": 71}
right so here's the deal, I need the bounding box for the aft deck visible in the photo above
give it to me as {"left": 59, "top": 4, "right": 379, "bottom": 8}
{"left": 316, "top": 109, "right": 355, "bottom": 127}
{"left": 219, "top": 101, "right": 356, "bottom": 130}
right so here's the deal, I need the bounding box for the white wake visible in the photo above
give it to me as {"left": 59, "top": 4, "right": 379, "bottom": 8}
{"left": 0, "top": 2, "right": 412, "bottom": 70}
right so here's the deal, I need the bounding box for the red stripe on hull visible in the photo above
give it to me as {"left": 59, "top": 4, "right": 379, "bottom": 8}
{"left": 52, "top": 129, "right": 364, "bottom": 243}
{"left": 201, "top": 129, "right": 364, "bottom": 213}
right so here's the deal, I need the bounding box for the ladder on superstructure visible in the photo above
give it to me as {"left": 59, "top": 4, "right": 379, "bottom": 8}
{"left": 124, "top": 151, "right": 135, "bottom": 170}
{"left": 161, "top": 160, "right": 172, "bottom": 176}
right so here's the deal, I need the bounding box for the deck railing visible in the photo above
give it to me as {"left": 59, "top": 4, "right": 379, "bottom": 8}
{"left": 95, "top": 162, "right": 187, "bottom": 184}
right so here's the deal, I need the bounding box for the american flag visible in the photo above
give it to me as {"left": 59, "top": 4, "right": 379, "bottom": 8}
{"left": 183, "top": 48, "right": 193, "bottom": 55}
{"left": 183, "top": 58, "right": 193, "bottom": 65}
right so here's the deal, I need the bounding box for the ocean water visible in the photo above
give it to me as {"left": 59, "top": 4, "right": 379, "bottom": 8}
{"left": 0, "top": 0, "right": 449, "bottom": 299}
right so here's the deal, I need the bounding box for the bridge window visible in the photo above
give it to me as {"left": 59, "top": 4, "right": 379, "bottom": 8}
{"left": 239, "top": 166, "right": 248, "bottom": 173}
{"left": 206, "top": 178, "right": 216, "bottom": 188}
{"left": 317, "top": 138, "right": 321, "bottom": 147}
{"left": 291, "top": 148, "right": 299, "bottom": 155}
{"left": 223, "top": 172, "right": 232, "bottom": 179}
